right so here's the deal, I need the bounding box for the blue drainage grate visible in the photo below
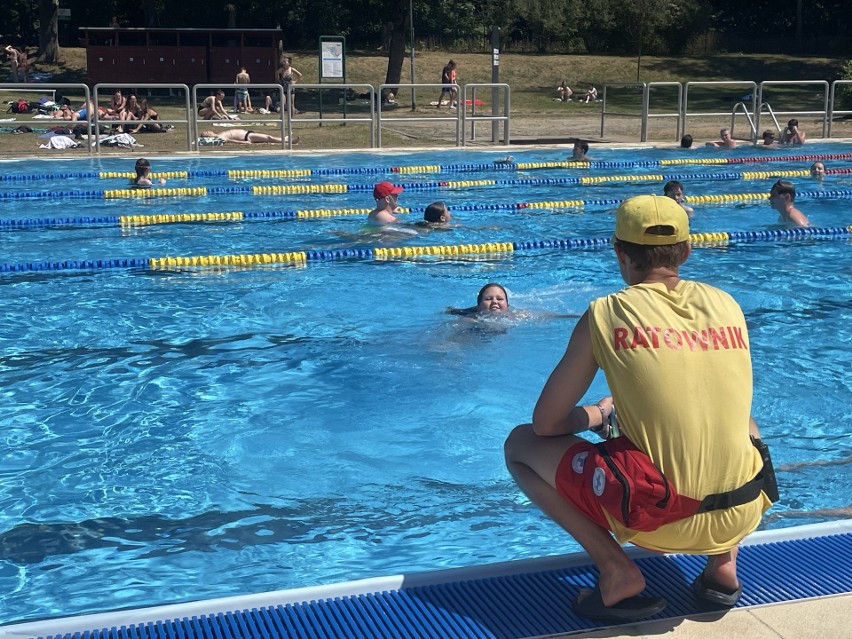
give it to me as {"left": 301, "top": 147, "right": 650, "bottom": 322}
{"left": 20, "top": 530, "right": 852, "bottom": 639}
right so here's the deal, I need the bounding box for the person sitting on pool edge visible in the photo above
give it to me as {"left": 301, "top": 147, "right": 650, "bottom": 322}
{"left": 809, "top": 161, "right": 826, "bottom": 180}
{"left": 449, "top": 283, "right": 510, "bottom": 316}
{"left": 200, "top": 129, "right": 296, "bottom": 145}
{"left": 130, "top": 158, "right": 166, "bottom": 188}
{"left": 663, "top": 180, "right": 694, "bottom": 217}
{"left": 367, "top": 181, "right": 404, "bottom": 226}
{"left": 504, "top": 194, "right": 775, "bottom": 623}
{"left": 768, "top": 179, "right": 809, "bottom": 227}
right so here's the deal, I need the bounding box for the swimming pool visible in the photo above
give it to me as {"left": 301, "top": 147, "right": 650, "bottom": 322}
{"left": 0, "top": 143, "right": 850, "bottom": 625}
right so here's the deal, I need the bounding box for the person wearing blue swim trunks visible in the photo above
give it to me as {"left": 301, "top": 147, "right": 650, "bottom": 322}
{"left": 235, "top": 67, "right": 254, "bottom": 113}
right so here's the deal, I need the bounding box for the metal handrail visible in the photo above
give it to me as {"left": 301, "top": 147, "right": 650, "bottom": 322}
{"left": 756, "top": 80, "right": 830, "bottom": 139}
{"left": 193, "top": 83, "right": 289, "bottom": 150}
{"left": 601, "top": 83, "right": 644, "bottom": 139}
{"left": 683, "top": 81, "right": 758, "bottom": 141}
{"left": 756, "top": 102, "right": 782, "bottom": 139}
{"left": 643, "top": 82, "right": 682, "bottom": 142}
{"left": 600, "top": 82, "right": 682, "bottom": 141}
{"left": 378, "top": 83, "right": 461, "bottom": 147}
{"left": 730, "top": 102, "right": 757, "bottom": 142}
{"left": 463, "top": 83, "right": 510, "bottom": 146}
{"left": 291, "top": 83, "right": 376, "bottom": 148}
{"left": 828, "top": 80, "right": 852, "bottom": 138}
{"left": 93, "top": 83, "right": 192, "bottom": 153}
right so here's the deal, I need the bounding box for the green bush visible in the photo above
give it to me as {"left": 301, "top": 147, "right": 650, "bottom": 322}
{"left": 838, "top": 60, "right": 852, "bottom": 110}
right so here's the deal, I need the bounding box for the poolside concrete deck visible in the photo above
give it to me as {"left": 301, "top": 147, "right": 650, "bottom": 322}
{"left": 2, "top": 522, "right": 848, "bottom": 639}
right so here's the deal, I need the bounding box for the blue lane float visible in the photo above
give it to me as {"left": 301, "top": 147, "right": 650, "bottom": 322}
{"left": 2, "top": 190, "right": 851, "bottom": 231}
{"left": 4, "top": 152, "right": 851, "bottom": 183}
{"left": 0, "top": 226, "right": 848, "bottom": 274}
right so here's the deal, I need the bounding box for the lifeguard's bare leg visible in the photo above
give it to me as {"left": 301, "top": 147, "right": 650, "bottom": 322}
{"left": 504, "top": 424, "right": 646, "bottom": 606}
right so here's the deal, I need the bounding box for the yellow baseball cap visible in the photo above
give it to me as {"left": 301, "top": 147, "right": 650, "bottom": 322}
{"left": 615, "top": 195, "right": 689, "bottom": 245}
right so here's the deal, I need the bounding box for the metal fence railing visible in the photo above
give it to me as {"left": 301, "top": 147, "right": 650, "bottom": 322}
{"left": 463, "top": 83, "right": 510, "bottom": 146}
{"left": 93, "top": 83, "right": 192, "bottom": 153}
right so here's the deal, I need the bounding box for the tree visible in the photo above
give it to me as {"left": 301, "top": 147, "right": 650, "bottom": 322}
{"left": 383, "top": 0, "right": 410, "bottom": 97}
{"left": 38, "top": 0, "right": 60, "bottom": 63}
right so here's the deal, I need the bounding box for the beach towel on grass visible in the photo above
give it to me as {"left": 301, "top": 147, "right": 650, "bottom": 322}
{"left": 39, "top": 136, "right": 80, "bottom": 149}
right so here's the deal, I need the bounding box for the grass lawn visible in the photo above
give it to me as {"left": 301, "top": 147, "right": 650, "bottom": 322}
{"left": 2, "top": 48, "right": 850, "bottom": 156}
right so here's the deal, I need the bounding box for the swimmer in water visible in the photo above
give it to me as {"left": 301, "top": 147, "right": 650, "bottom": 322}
{"left": 449, "top": 283, "right": 510, "bottom": 316}
{"left": 130, "top": 158, "right": 166, "bottom": 187}
{"left": 415, "top": 201, "right": 453, "bottom": 230}
{"left": 663, "top": 180, "right": 694, "bottom": 217}
{"left": 809, "top": 161, "right": 826, "bottom": 180}
{"left": 367, "top": 181, "right": 403, "bottom": 226}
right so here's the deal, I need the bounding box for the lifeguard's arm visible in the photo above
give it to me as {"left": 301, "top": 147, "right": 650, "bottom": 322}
{"left": 531, "top": 310, "right": 609, "bottom": 436}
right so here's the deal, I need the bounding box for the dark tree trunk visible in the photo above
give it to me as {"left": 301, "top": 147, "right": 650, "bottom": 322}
{"left": 383, "top": 0, "right": 409, "bottom": 95}
{"left": 143, "top": 0, "right": 157, "bottom": 28}
{"left": 38, "top": 0, "right": 60, "bottom": 63}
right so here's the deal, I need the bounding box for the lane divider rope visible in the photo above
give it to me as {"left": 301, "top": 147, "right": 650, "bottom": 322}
{"left": 5, "top": 187, "right": 852, "bottom": 230}
{"left": 1, "top": 226, "right": 848, "bottom": 273}
{"left": 3, "top": 168, "right": 847, "bottom": 202}
{"left": 4, "top": 153, "right": 852, "bottom": 182}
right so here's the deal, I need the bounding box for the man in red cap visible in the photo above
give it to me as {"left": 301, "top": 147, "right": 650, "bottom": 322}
{"left": 367, "top": 181, "right": 404, "bottom": 225}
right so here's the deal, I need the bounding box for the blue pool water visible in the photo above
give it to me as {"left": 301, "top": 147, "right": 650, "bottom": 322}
{"left": 0, "top": 144, "right": 850, "bottom": 625}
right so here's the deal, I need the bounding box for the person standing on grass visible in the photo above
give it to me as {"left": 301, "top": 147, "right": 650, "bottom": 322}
{"left": 235, "top": 67, "right": 254, "bottom": 114}
{"left": 505, "top": 194, "right": 774, "bottom": 623}
{"left": 436, "top": 60, "right": 458, "bottom": 109}
{"left": 4, "top": 45, "right": 23, "bottom": 82}
{"left": 267, "top": 56, "right": 303, "bottom": 116}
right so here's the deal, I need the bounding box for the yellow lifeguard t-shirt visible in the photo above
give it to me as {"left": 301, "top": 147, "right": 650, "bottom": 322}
{"left": 589, "top": 280, "right": 770, "bottom": 554}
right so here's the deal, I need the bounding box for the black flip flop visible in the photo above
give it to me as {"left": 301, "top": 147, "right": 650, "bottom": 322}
{"left": 572, "top": 585, "right": 667, "bottom": 622}
{"left": 692, "top": 571, "right": 743, "bottom": 607}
